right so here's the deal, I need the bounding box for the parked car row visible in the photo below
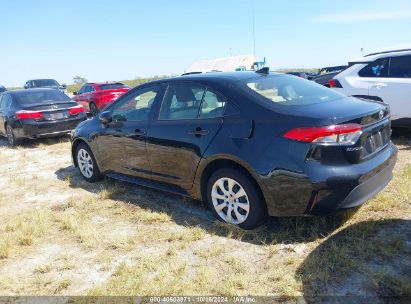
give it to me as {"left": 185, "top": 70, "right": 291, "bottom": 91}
{"left": 313, "top": 48, "right": 411, "bottom": 128}
{"left": 0, "top": 54, "right": 402, "bottom": 229}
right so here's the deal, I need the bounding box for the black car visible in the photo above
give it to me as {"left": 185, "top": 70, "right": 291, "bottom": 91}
{"left": 0, "top": 86, "right": 6, "bottom": 94}
{"left": 24, "top": 79, "right": 66, "bottom": 93}
{"left": 0, "top": 88, "right": 87, "bottom": 145}
{"left": 312, "top": 71, "right": 341, "bottom": 87}
{"left": 71, "top": 71, "right": 397, "bottom": 229}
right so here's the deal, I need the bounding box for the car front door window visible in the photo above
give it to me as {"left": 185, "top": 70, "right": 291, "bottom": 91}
{"left": 111, "top": 87, "right": 160, "bottom": 122}
{"left": 159, "top": 84, "right": 205, "bottom": 120}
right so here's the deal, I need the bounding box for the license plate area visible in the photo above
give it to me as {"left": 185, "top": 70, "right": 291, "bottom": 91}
{"left": 361, "top": 123, "right": 391, "bottom": 158}
{"left": 47, "top": 112, "right": 66, "bottom": 120}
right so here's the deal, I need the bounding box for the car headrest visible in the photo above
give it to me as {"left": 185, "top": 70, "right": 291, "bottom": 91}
{"left": 174, "top": 86, "right": 196, "bottom": 102}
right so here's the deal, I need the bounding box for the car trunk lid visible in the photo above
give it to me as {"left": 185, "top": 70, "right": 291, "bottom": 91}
{"left": 20, "top": 101, "right": 83, "bottom": 121}
{"left": 285, "top": 97, "right": 391, "bottom": 164}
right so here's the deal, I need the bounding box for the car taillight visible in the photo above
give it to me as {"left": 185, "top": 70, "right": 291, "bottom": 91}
{"left": 328, "top": 79, "right": 343, "bottom": 88}
{"left": 283, "top": 123, "right": 362, "bottom": 145}
{"left": 68, "top": 105, "right": 85, "bottom": 115}
{"left": 16, "top": 110, "right": 44, "bottom": 120}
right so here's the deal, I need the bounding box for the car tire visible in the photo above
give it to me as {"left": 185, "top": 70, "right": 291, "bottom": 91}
{"left": 5, "top": 124, "right": 19, "bottom": 146}
{"left": 89, "top": 102, "right": 99, "bottom": 117}
{"left": 206, "top": 168, "right": 266, "bottom": 230}
{"left": 76, "top": 143, "right": 103, "bottom": 182}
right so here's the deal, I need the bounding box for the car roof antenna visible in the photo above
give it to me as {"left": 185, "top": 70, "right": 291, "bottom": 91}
{"left": 256, "top": 67, "right": 269, "bottom": 75}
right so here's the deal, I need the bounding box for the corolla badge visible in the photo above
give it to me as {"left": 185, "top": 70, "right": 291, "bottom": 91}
{"left": 379, "top": 110, "right": 384, "bottom": 120}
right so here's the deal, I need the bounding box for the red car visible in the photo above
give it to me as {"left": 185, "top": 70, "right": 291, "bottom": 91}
{"left": 72, "top": 82, "right": 130, "bottom": 116}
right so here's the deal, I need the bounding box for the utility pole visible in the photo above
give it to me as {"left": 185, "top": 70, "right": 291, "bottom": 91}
{"left": 252, "top": 0, "right": 256, "bottom": 58}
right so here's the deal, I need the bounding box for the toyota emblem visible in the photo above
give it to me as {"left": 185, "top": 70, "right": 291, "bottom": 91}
{"left": 378, "top": 110, "right": 384, "bottom": 120}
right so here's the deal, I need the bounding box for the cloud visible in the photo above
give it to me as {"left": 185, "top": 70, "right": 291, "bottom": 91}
{"left": 311, "top": 10, "right": 411, "bottom": 23}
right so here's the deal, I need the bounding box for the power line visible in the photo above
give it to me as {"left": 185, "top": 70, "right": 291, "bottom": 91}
{"left": 252, "top": 0, "right": 256, "bottom": 57}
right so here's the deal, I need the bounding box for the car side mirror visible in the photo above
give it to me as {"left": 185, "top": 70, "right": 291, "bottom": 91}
{"left": 73, "top": 91, "right": 78, "bottom": 95}
{"left": 61, "top": 84, "right": 67, "bottom": 89}
{"left": 99, "top": 111, "right": 112, "bottom": 125}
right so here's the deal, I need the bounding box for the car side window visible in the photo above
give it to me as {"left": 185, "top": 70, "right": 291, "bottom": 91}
{"left": 199, "top": 90, "right": 226, "bottom": 118}
{"left": 78, "top": 85, "right": 86, "bottom": 95}
{"left": 0, "top": 94, "right": 12, "bottom": 111}
{"left": 159, "top": 84, "right": 205, "bottom": 120}
{"left": 389, "top": 55, "right": 411, "bottom": 78}
{"left": 111, "top": 86, "right": 160, "bottom": 122}
{"left": 358, "top": 58, "right": 388, "bottom": 77}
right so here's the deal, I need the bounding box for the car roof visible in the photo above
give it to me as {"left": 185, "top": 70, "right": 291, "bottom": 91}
{"left": 158, "top": 71, "right": 284, "bottom": 84}
{"left": 349, "top": 49, "right": 411, "bottom": 64}
{"left": 88, "top": 82, "right": 124, "bottom": 86}
{"left": 27, "top": 79, "right": 57, "bottom": 81}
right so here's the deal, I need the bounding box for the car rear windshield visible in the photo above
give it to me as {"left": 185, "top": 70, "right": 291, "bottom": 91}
{"left": 98, "top": 83, "right": 128, "bottom": 90}
{"left": 32, "top": 79, "right": 59, "bottom": 87}
{"left": 13, "top": 90, "right": 71, "bottom": 105}
{"left": 243, "top": 75, "right": 344, "bottom": 106}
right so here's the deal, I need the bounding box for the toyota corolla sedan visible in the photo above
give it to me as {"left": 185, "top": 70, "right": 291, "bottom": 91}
{"left": 71, "top": 70, "right": 397, "bottom": 229}
{"left": 0, "top": 88, "right": 86, "bottom": 145}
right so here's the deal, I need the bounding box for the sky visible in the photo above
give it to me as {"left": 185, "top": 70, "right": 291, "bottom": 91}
{"left": 1, "top": 0, "right": 411, "bottom": 87}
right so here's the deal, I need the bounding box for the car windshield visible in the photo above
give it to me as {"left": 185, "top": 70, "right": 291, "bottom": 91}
{"left": 243, "top": 75, "right": 345, "bottom": 106}
{"left": 98, "top": 83, "right": 128, "bottom": 90}
{"left": 13, "top": 90, "right": 71, "bottom": 105}
{"left": 32, "top": 79, "right": 59, "bottom": 87}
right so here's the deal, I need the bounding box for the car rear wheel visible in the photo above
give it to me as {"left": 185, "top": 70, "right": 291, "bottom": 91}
{"left": 89, "top": 102, "right": 99, "bottom": 117}
{"left": 6, "top": 124, "right": 19, "bottom": 146}
{"left": 76, "top": 143, "right": 103, "bottom": 182}
{"left": 206, "top": 168, "right": 266, "bottom": 229}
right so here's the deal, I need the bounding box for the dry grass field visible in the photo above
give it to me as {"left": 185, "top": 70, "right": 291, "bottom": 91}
{"left": 0, "top": 133, "right": 410, "bottom": 299}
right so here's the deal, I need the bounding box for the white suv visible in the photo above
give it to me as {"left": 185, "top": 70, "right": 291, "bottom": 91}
{"left": 330, "top": 49, "right": 411, "bottom": 127}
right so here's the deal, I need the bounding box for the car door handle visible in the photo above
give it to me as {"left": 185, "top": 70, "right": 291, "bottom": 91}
{"left": 189, "top": 127, "right": 209, "bottom": 137}
{"left": 371, "top": 83, "right": 387, "bottom": 88}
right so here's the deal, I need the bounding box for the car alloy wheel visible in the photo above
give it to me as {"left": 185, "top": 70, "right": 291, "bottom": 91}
{"left": 77, "top": 148, "right": 94, "bottom": 178}
{"left": 211, "top": 177, "right": 250, "bottom": 225}
{"left": 6, "top": 125, "right": 16, "bottom": 146}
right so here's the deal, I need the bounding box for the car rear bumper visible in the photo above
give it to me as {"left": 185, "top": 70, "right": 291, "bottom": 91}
{"left": 15, "top": 118, "right": 86, "bottom": 139}
{"left": 259, "top": 143, "right": 398, "bottom": 216}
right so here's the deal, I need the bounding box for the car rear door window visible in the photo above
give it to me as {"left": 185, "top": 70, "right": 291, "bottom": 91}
{"left": 358, "top": 58, "right": 389, "bottom": 77}
{"left": 159, "top": 84, "right": 205, "bottom": 120}
{"left": 0, "top": 94, "right": 12, "bottom": 110}
{"left": 199, "top": 90, "right": 226, "bottom": 118}
{"left": 111, "top": 86, "right": 160, "bottom": 122}
{"left": 389, "top": 55, "right": 411, "bottom": 78}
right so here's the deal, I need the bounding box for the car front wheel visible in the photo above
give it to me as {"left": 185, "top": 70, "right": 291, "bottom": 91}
{"left": 206, "top": 168, "right": 266, "bottom": 229}
{"left": 76, "top": 143, "right": 103, "bottom": 182}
